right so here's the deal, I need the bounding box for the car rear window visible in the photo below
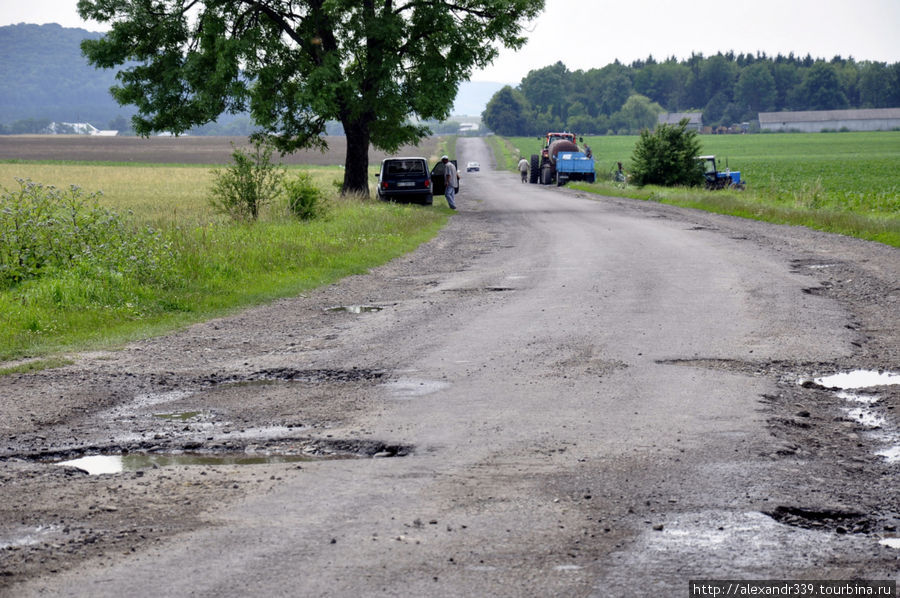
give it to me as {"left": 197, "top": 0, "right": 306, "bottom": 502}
{"left": 386, "top": 160, "right": 425, "bottom": 175}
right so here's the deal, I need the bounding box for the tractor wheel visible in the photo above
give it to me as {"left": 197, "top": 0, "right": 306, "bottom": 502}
{"left": 541, "top": 165, "right": 552, "bottom": 185}
{"left": 529, "top": 155, "right": 540, "bottom": 184}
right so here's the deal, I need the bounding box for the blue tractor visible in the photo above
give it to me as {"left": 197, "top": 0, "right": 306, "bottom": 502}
{"left": 698, "top": 155, "right": 745, "bottom": 190}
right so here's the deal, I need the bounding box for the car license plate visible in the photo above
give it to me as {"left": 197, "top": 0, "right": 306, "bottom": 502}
{"left": 397, "top": 181, "right": 415, "bottom": 187}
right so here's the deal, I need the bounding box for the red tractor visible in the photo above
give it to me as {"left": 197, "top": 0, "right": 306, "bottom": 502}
{"left": 529, "top": 132, "right": 595, "bottom": 186}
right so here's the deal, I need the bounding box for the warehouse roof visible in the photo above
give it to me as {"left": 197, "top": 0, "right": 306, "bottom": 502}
{"left": 759, "top": 108, "right": 900, "bottom": 123}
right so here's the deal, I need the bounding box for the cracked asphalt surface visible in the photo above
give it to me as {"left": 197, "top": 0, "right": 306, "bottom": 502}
{"left": 1, "top": 137, "right": 899, "bottom": 597}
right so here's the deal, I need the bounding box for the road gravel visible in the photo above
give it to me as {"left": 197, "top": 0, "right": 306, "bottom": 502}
{"left": 2, "top": 137, "right": 898, "bottom": 597}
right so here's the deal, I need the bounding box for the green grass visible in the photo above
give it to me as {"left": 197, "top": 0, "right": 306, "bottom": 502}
{"left": 0, "top": 164, "right": 450, "bottom": 361}
{"left": 499, "top": 132, "right": 900, "bottom": 246}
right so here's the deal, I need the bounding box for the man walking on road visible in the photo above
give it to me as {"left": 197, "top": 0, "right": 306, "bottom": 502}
{"left": 518, "top": 157, "right": 529, "bottom": 182}
{"left": 442, "top": 155, "right": 458, "bottom": 210}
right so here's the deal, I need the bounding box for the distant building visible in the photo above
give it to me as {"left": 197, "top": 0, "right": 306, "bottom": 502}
{"left": 658, "top": 112, "right": 702, "bottom": 131}
{"left": 46, "top": 122, "right": 119, "bottom": 136}
{"left": 459, "top": 122, "right": 480, "bottom": 134}
{"left": 758, "top": 108, "right": 900, "bottom": 132}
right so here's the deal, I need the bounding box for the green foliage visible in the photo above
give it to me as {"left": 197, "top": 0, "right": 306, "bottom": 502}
{"left": 208, "top": 139, "right": 285, "bottom": 221}
{"left": 77, "top": 1, "right": 545, "bottom": 194}
{"left": 630, "top": 119, "right": 704, "bottom": 187}
{"left": 0, "top": 178, "right": 174, "bottom": 289}
{"left": 487, "top": 52, "right": 900, "bottom": 134}
{"left": 284, "top": 173, "right": 327, "bottom": 221}
{"left": 0, "top": 193, "right": 447, "bottom": 360}
{"left": 482, "top": 86, "right": 530, "bottom": 136}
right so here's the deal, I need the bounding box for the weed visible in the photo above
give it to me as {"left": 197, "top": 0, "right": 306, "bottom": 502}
{"left": 208, "top": 139, "right": 285, "bottom": 221}
{"left": 285, "top": 173, "right": 328, "bottom": 221}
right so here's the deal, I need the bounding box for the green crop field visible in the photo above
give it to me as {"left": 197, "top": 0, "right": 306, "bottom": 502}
{"left": 492, "top": 131, "right": 900, "bottom": 245}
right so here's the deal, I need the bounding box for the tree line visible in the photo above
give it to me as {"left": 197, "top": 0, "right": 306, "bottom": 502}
{"left": 482, "top": 53, "right": 900, "bottom": 136}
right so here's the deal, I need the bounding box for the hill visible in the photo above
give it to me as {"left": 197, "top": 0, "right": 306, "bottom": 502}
{"left": 0, "top": 23, "right": 495, "bottom": 132}
{"left": 0, "top": 23, "right": 135, "bottom": 127}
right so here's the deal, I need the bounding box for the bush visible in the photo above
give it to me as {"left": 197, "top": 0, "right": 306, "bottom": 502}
{"left": 284, "top": 173, "right": 327, "bottom": 220}
{"left": 0, "top": 179, "right": 175, "bottom": 288}
{"left": 630, "top": 118, "right": 705, "bottom": 187}
{"left": 208, "top": 138, "right": 285, "bottom": 221}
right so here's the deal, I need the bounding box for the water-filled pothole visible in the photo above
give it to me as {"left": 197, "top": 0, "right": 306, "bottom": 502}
{"left": 763, "top": 505, "right": 874, "bottom": 534}
{"left": 326, "top": 305, "right": 383, "bottom": 314}
{"left": 58, "top": 453, "right": 321, "bottom": 475}
{"left": 812, "top": 370, "right": 900, "bottom": 390}
{"left": 798, "top": 369, "right": 900, "bottom": 462}
{"left": 153, "top": 411, "right": 203, "bottom": 421}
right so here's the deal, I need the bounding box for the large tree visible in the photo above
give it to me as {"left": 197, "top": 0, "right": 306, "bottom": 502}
{"left": 77, "top": 0, "right": 544, "bottom": 195}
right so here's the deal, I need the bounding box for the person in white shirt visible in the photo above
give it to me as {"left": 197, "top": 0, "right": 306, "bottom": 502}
{"left": 518, "top": 157, "right": 529, "bottom": 182}
{"left": 441, "top": 155, "right": 459, "bottom": 210}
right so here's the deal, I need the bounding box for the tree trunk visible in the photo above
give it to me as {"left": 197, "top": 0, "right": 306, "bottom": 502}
{"left": 342, "top": 120, "right": 371, "bottom": 197}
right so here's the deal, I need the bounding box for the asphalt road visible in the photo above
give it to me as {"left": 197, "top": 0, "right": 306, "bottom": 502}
{"left": 10, "top": 137, "right": 899, "bottom": 597}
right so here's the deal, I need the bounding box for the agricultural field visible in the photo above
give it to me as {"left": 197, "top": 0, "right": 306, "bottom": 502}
{"left": 494, "top": 131, "right": 900, "bottom": 245}
{"left": 0, "top": 135, "right": 449, "bottom": 360}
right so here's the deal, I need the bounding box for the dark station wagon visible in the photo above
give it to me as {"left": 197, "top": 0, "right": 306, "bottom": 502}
{"left": 375, "top": 157, "right": 433, "bottom": 205}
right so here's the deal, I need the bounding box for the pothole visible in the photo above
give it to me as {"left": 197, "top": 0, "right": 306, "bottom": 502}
{"left": 812, "top": 370, "right": 900, "bottom": 390}
{"left": 325, "top": 305, "right": 384, "bottom": 314}
{"left": 153, "top": 411, "right": 204, "bottom": 421}
{"left": 763, "top": 505, "right": 874, "bottom": 534}
{"left": 57, "top": 452, "right": 324, "bottom": 475}
{"left": 797, "top": 369, "right": 900, "bottom": 462}
{"left": 383, "top": 378, "right": 451, "bottom": 398}
{"left": 234, "top": 368, "right": 386, "bottom": 384}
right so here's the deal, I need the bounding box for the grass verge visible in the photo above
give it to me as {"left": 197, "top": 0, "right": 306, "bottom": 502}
{"left": 1, "top": 165, "right": 450, "bottom": 362}
{"left": 569, "top": 181, "right": 900, "bottom": 247}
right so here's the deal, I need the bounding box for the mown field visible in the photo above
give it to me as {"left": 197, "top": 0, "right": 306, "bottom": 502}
{"left": 490, "top": 131, "right": 900, "bottom": 246}
{"left": 0, "top": 136, "right": 450, "bottom": 363}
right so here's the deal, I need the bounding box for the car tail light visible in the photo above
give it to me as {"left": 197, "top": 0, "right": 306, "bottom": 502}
{"left": 382, "top": 182, "right": 388, "bottom": 189}
{"left": 425, "top": 180, "right": 430, "bottom": 188}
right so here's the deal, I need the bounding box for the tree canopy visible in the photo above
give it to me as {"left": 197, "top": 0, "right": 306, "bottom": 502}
{"left": 77, "top": 0, "right": 544, "bottom": 194}
{"left": 482, "top": 52, "right": 900, "bottom": 136}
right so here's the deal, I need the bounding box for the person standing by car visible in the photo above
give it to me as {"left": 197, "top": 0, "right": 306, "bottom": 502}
{"left": 442, "top": 155, "right": 459, "bottom": 210}
{"left": 517, "top": 157, "right": 529, "bottom": 182}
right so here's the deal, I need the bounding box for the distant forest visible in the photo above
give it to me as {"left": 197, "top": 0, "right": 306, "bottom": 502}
{"left": 3, "top": 24, "right": 899, "bottom": 138}
{"left": 483, "top": 54, "right": 900, "bottom": 136}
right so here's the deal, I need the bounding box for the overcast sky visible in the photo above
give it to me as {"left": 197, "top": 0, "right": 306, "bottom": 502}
{"left": 2, "top": 0, "right": 898, "bottom": 84}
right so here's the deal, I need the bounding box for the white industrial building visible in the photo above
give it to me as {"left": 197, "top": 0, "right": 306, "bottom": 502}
{"left": 657, "top": 112, "right": 703, "bottom": 130}
{"left": 758, "top": 108, "right": 900, "bottom": 132}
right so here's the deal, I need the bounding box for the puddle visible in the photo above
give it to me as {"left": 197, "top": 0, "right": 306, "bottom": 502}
{"left": 58, "top": 452, "right": 318, "bottom": 475}
{"left": 153, "top": 411, "right": 203, "bottom": 421}
{"left": 799, "top": 370, "right": 900, "bottom": 462}
{"left": 880, "top": 537, "right": 900, "bottom": 549}
{"left": 384, "top": 378, "right": 450, "bottom": 398}
{"left": 835, "top": 390, "right": 880, "bottom": 404}
{"left": 0, "top": 525, "right": 60, "bottom": 550}
{"left": 813, "top": 370, "right": 900, "bottom": 389}
{"left": 554, "top": 565, "right": 583, "bottom": 571}
{"left": 326, "top": 305, "right": 383, "bottom": 314}
{"left": 844, "top": 407, "right": 885, "bottom": 428}
{"left": 876, "top": 446, "right": 900, "bottom": 463}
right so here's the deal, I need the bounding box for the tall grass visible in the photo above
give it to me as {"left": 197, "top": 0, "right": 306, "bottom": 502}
{"left": 0, "top": 164, "right": 448, "bottom": 360}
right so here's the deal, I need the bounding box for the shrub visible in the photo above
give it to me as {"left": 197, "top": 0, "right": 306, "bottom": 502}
{"left": 0, "top": 179, "right": 175, "bottom": 288}
{"left": 284, "top": 173, "right": 327, "bottom": 220}
{"left": 630, "top": 118, "right": 705, "bottom": 187}
{"left": 208, "top": 138, "right": 285, "bottom": 221}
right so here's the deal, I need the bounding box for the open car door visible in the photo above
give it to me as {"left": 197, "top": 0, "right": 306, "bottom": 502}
{"left": 430, "top": 160, "right": 458, "bottom": 195}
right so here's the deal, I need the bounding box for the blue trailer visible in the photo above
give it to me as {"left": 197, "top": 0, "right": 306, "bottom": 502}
{"left": 555, "top": 151, "right": 596, "bottom": 186}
